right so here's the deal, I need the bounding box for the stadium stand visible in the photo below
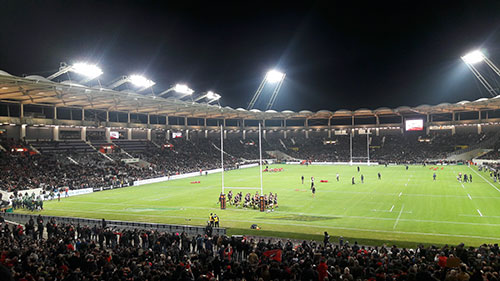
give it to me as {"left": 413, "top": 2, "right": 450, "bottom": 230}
{"left": 0, "top": 216, "right": 498, "bottom": 281}
{"left": 1, "top": 130, "right": 498, "bottom": 193}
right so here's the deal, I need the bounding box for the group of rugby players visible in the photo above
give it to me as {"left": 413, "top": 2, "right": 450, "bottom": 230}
{"left": 227, "top": 190, "right": 278, "bottom": 210}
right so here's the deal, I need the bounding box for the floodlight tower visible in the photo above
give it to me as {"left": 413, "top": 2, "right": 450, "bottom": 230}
{"left": 461, "top": 50, "right": 500, "bottom": 96}
{"left": 158, "top": 84, "right": 194, "bottom": 98}
{"left": 108, "top": 75, "right": 155, "bottom": 92}
{"left": 194, "top": 91, "right": 221, "bottom": 104}
{"left": 47, "top": 62, "right": 103, "bottom": 82}
{"left": 247, "top": 70, "right": 286, "bottom": 110}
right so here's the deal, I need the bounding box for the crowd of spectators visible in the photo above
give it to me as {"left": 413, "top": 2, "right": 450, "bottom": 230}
{"left": 276, "top": 132, "right": 492, "bottom": 163}
{"left": 0, "top": 131, "right": 498, "bottom": 193}
{"left": 2, "top": 216, "right": 500, "bottom": 281}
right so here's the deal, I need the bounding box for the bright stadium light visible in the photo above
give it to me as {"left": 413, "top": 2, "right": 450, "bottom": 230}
{"left": 129, "top": 75, "right": 155, "bottom": 88}
{"left": 71, "top": 62, "right": 103, "bottom": 79}
{"left": 247, "top": 69, "right": 286, "bottom": 110}
{"left": 173, "top": 84, "right": 194, "bottom": 95}
{"left": 207, "top": 91, "right": 220, "bottom": 100}
{"left": 461, "top": 50, "right": 485, "bottom": 64}
{"left": 47, "top": 62, "right": 103, "bottom": 81}
{"left": 265, "top": 70, "right": 285, "bottom": 83}
{"left": 461, "top": 49, "right": 500, "bottom": 97}
{"left": 157, "top": 83, "right": 195, "bottom": 98}
{"left": 194, "top": 90, "right": 220, "bottom": 103}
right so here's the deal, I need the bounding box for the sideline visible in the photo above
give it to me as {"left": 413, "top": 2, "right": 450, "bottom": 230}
{"left": 468, "top": 166, "right": 500, "bottom": 193}
{"left": 37, "top": 207, "right": 500, "bottom": 241}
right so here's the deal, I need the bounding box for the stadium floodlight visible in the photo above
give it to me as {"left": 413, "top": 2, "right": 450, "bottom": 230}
{"left": 247, "top": 69, "right": 286, "bottom": 110}
{"left": 47, "top": 62, "right": 103, "bottom": 81}
{"left": 173, "top": 84, "right": 194, "bottom": 95}
{"left": 461, "top": 49, "right": 500, "bottom": 97}
{"left": 461, "top": 50, "right": 485, "bottom": 64}
{"left": 207, "top": 91, "right": 221, "bottom": 104}
{"left": 129, "top": 75, "right": 155, "bottom": 88}
{"left": 207, "top": 91, "right": 220, "bottom": 100}
{"left": 194, "top": 90, "right": 221, "bottom": 103}
{"left": 71, "top": 63, "right": 103, "bottom": 79}
{"left": 107, "top": 75, "right": 155, "bottom": 92}
{"left": 265, "top": 70, "right": 285, "bottom": 83}
{"left": 158, "top": 83, "right": 194, "bottom": 97}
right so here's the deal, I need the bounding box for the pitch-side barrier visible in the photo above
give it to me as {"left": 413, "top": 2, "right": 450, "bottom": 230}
{"left": 1, "top": 212, "right": 225, "bottom": 236}
{"left": 285, "top": 161, "right": 379, "bottom": 165}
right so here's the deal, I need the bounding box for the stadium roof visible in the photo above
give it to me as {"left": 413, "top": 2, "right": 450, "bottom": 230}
{"left": 1, "top": 70, "right": 500, "bottom": 120}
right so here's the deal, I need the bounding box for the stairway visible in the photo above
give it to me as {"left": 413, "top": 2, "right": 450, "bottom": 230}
{"left": 265, "top": 150, "right": 297, "bottom": 161}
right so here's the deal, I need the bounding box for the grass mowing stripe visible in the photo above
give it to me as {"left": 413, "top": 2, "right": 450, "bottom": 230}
{"left": 44, "top": 207, "right": 500, "bottom": 240}
{"left": 28, "top": 164, "right": 500, "bottom": 246}
{"left": 50, "top": 204, "right": 500, "bottom": 227}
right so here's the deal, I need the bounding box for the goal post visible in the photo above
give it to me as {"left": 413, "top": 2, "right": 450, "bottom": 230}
{"left": 349, "top": 129, "right": 371, "bottom": 165}
{"left": 220, "top": 123, "right": 265, "bottom": 211}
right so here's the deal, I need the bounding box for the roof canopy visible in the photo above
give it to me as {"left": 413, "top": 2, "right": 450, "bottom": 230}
{"left": 1, "top": 71, "right": 499, "bottom": 120}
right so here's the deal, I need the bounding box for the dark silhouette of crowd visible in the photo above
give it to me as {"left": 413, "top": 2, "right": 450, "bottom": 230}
{"left": 2, "top": 217, "right": 500, "bottom": 281}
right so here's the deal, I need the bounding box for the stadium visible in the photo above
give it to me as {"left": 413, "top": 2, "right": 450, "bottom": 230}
{"left": 2, "top": 2, "right": 500, "bottom": 280}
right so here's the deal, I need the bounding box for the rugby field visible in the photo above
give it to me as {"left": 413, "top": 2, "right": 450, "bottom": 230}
{"left": 28, "top": 164, "right": 500, "bottom": 247}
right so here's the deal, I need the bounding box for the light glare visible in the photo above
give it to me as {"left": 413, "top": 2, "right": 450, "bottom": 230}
{"left": 207, "top": 91, "right": 220, "bottom": 100}
{"left": 266, "top": 70, "right": 285, "bottom": 83}
{"left": 71, "top": 63, "right": 103, "bottom": 79}
{"left": 129, "top": 75, "right": 155, "bottom": 88}
{"left": 462, "top": 50, "right": 485, "bottom": 64}
{"left": 174, "top": 84, "right": 194, "bottom": 95}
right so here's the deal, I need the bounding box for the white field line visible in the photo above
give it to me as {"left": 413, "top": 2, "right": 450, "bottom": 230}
{"left": 393, "top": 204, "right": 405, "bottom": 229}
{"left": 477, "top": 209, "right": 483, "bottom": 217}
{"left": 47, "top": 207, "right": 500, "bottom": 240}
{"left": 399, "top": 192, "right": 403, "bottom": 197}
{"left": 467, "top": 194, "right": 472, "bottom": 200}
{"left": 371, "top": 209, "right": 412, "bottom": 214}
{"left": 319, "top": 190, "right": 500, "bottom": 199}
{"left": 460, "top": 214, "right": 500, "bottom": 218}
{"left": 55, "top": 202, "right": 500, "bottom": 227}
{"left": 468, "top": 166, "right": 500, "bottom": 193}
{"left": 390, "top": 205, "right": 395, "bottom": 212}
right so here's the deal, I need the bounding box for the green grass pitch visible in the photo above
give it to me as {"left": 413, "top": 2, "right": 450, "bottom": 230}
{"left": 28, "top": 164, "right": 500, "bottom": 247}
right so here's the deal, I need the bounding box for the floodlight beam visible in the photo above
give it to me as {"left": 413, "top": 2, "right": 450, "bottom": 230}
{"left": 483, "top": 56, "right": 500, "bottom": 78}
{"left": 247, "top": 78, "right": 267, "bottom": 110}
{"left": 266, "top": 73, "right": 286, "bottom": 110}
{"left": 464, "top": 62, "right": 498, "bottom": 96}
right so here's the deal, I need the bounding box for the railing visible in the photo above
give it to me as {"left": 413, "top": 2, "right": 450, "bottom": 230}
{"left": 1, "top": 212, "right": 225, "bottom": 236}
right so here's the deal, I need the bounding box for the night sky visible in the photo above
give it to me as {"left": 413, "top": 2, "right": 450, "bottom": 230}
{"left": 1, "top": 0, "right": 499, "bottom": 112}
